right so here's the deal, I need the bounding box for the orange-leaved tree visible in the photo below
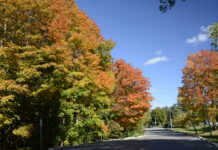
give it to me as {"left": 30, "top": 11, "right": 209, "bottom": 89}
{"left": 112, "top": 59, "right": 153, "bottom": 131}
{"left": 46, "top": 0, "right": 116, "bottom": 145}
{"left": 0, "top": 0, "right": 115, "bottom": 149}
{"left": 179, "top": 50, "right": 218, "bottom": 134}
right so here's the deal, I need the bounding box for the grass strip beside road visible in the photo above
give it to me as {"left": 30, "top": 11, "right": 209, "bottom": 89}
{"left": 169, "top": 128, "right": 218, "bottom": 143}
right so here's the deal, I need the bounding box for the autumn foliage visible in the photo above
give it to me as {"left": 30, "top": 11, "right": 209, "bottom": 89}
{"left": 0, "top": 0, "right": 152, "bottom": 149}
{"left": 178, "top": 50, "right": 218, "bottom": 132}
{"left": 112, "top": 60, "right": 153, "bottom": 130}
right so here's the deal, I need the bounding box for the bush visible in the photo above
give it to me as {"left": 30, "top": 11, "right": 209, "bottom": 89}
{"left": 173, "top": 113, "right": 190, "bottom": 128}
{"left": 108, "top": 121, "right": 124, "bottom": 139}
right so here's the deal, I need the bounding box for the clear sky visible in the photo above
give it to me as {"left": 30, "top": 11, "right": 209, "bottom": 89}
{"left": 76, "top": 0, "right": 218, "bottom": 108}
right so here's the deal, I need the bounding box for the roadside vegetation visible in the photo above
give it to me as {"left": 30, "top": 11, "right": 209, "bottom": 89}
{"left": 170, "top": 127, "right": 218, "bottom": 143}
{"left": 0, "top": 0, "right": 217, "bottom": 149}
{"left": 148, "top": 103, "right": 218, "bottom": 144}
{"left": 0, "top": 0, "right": 153, "bottom": 149}
{"left": 147, "top": 22, "right": 218, "bottom": 144}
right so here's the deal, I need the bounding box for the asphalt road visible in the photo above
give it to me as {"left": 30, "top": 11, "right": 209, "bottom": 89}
{"left": 54, "top": 128, "right": 217, "bottom": 150}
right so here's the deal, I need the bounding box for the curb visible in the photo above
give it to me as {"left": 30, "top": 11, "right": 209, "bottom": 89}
{"left": 198, "top": 136, "right": 218, "bottom": 148}
{"left": 167, "top": 129, "right": 218, "bottom": 148}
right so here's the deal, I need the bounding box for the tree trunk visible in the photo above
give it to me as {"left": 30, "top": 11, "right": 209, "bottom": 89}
{"left": 212, "top": 122, "right": 216, "bottom": 130}
{"left": 208, "top": 120, "right": 213, "bottom": 136}
{"left": 192, "top": 120, "right": 198, "bottom": 135}
{"left": 61, "top": 118, "right": 65, "bottom": 147}
{"left": 203, "top": 120, "right": 206, "bottom": 129}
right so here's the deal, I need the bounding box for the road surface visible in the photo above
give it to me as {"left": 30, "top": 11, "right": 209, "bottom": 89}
{"left": 53, "top": 128, "right": 217, "bottom": 150}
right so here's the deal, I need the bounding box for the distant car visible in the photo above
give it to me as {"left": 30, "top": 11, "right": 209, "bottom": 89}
{"left": 148, "top": 125, "right": 153, "bottom": 128}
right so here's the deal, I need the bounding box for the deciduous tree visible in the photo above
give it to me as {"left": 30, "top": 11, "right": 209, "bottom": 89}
{"left": 151, "top": 107, "right": 166, "bottom": 126}
{"left": 112, "top": 60, "right": 152, "bottom": 131}
{"left": 209, "top": 23, "right": 218, "bottom": 51}
{"left": 179, "top": 50, "right": 218, "bottom": 135}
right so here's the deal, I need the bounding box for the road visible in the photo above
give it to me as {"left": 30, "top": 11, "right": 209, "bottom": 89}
{"left": 54, "top": 128, "right": 217, "bottom": 150}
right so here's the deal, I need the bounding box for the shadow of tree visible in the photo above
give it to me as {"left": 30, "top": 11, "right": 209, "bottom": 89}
{"left": 50, "top": 138, "right": 217, "bottom": 150}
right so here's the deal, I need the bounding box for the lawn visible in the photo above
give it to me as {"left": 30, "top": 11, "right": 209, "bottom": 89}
{"left": 170, "top": 127, "right": 218, "bottom": 143}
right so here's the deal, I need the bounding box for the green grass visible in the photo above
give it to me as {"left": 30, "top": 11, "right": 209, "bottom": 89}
{"left": 200, "top": 130, "right": 218, "bottom": 143}
{"left": 122, "top": 126, "right": 146, "bottom": 138}
{"left": 170, "top": 127, "right": 218, "bottom": 143}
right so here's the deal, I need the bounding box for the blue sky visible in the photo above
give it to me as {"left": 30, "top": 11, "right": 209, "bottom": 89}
{"left": 76, "top": 0, "right": 218, "bottom": 108}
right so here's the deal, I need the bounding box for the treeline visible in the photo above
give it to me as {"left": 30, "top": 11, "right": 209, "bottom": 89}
{"left": 151, "top": 49, "right": 218, "bottom": 135}
{"left": 178, "top": 49, "right": 218, "bottom": 135}
{"left": 149, "top": 23, "right": 218, "bottom": 134}
{"left": 148, "top": 103, "right": 185, "bottom": 127}
{"left": 0, "top": 0, "right": 152, "bottom": 149}
{"left": 150, "top": 51, "right": 218, "bottom": 130}
{"left": 149, "top": 23, "right": 218, "bottom": 131}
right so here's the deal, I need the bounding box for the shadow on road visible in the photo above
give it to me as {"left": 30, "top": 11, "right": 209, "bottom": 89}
{"left": 52, "top": 138, "right": 217, "bottom": 150}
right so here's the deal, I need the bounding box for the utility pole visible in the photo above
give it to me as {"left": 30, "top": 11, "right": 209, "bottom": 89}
{"left": 203, "top": 87, "right": 212, "bottom": 136}
{"left": 154, "top": 116, "right": 157, "bottom": 126}
{"left": 169, "top": 112, "right": 172, "bottom": 128}
{"left": 205, "top": 101, "right": 212, "bottom": 136}
{"left": 40, "top": 119, "right": 43, "bottom": 150}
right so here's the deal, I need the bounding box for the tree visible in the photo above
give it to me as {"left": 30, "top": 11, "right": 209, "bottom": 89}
{"left": 209, "top": 23, "right": 218, "bottom": 51}
{"left": 0, "top": 0, "right": 69, "bottom": 148}
{"left": 173, "top": 112, "right": 189, "bottom": 128}
{"left": 0, "top": 43, "right": 74, "bottom": 149}
{"left": 159, "top": 0, "right": 186, "bottom": 12}
{"left": 170, "top": 103, "right": 185, "bottom": 120}
{"left": 112, "top": 60, "right": 153, "bottom": 132}
{"left": 178, "top": 50, "right": 218, "bottom": 135}
{"left": 0, "top": 0, "right": 154, "bottom": 149}
{"left": 58, "top": 0, "right": 115, "bottom": 144}
{"left": 173, "top": 110, "right": 201, "bottom": 134}
{"left": 0, "top": 0, "right": 116, "bottom": 149}
{"left": 0, "top": 0, "right": 53, "bottom": 47}
{"left": 151, "top": 107, "right": 166, "bottom": 126}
